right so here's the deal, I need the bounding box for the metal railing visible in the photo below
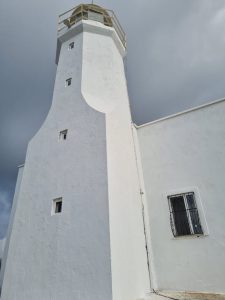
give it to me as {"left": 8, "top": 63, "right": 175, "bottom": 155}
{"left": 170, "top": 208, "right": 203, "bottom": 237}
{"left": 58, "top": 4, "right": 126, "bottom": 48}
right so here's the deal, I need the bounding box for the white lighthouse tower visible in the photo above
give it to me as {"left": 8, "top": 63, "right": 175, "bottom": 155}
{"left": 0, "top": 4, "right": 150, "bottom": 300}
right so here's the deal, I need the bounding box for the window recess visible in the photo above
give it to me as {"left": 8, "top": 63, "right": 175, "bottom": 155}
{"left": 52, "top": 198, "right": 63, "bottom": 215}
{"left": 168, "top": 192, "right": 203, "bottom": 237}
{"left": 65, "top": 78, "right": 72, "bottom": 86}
{"left": 59, "top": 129, "right": 68, "bottom": 140}
{"left": 68, "top": 42, "right": 74, "bottom": 50}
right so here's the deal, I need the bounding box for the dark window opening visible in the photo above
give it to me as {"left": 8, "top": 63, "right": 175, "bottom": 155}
{"left": 60, "top": 129, "right": 68, "bottom": 140}
{"left": 55, "top": 201, "right": 62, "bottom": 213}
{"left": 52, "top": 198, "right": 63, "bottom": 215}
{"left": 66, "top": 78, "right": 72, "bottom": 86}
{"left": 68, "top": 42, "right": 74, "bottom": 49}
{"left": 168, "top": 192, "right": 203, "bottom": 237}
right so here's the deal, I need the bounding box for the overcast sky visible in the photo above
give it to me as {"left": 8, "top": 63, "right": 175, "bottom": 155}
{"left": 0, "top": 0, "right": 225, "bottom": 238}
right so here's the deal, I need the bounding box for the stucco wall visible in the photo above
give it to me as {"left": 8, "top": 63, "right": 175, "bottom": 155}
{"left": 1, "top": 27, "right": 111, "bottom": 300}
{"left": 81, "top": 21, "right": 150, "bottom": 300}
{"left": 137, "top": 99, "right": 225, "bottom": 293}
{"left": 2, "top": 19, "right": 150, "bottom": 300}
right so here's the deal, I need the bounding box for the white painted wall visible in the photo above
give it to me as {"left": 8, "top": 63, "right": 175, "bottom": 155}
{"left": 137, "top": 99, "right": 225, "bottom": 293}
{"left": 81, "top": 21, "right": 150, "bottom": 300}
{"left": 2, "top": 19, "right": 150, "bottom": 300}
{"left": 1, "top": 22, "right": 111, "bottom": 300}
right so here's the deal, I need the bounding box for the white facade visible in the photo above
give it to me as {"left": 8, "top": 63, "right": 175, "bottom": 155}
{"left": 0, "top": 8, "right": 149, "bottom": 300}
{"left": 137, "top": 99, "right": 225, "bottom": 294}
{"left": 1, "top": 4, "right": 225, "bottom": 300}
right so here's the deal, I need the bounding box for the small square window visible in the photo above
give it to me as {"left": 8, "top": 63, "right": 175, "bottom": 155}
{"left": 168, "top": 192, "right": 203, "bottom": 237}
{"left": 66, "top": 78, "right": 72, "bottom": 87}
{"left": 68, "top": 42, "right": 74, "bottom": 50}
{"left": 59, "top": 129, "right": 68, "bottom": 140}
{"left": 52, "top": 198, "right": 63, "bottom": 215}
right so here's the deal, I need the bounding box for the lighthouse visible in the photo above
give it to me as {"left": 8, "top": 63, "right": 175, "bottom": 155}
{"left": 0, "top": 4, "right": 150, "bottom": 300}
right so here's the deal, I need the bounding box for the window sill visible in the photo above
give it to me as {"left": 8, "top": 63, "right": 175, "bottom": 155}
{"left": 171, "top": 233, "right": 209, "bottom": 240}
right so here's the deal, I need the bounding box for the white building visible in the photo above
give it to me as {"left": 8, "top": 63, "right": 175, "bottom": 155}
{"left": 0, "top": 4, "right": 225, "bottom": 300}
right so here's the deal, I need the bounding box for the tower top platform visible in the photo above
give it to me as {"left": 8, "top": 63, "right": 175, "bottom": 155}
{"left": 57, "top": 3, "right": 126, "bottom": 48}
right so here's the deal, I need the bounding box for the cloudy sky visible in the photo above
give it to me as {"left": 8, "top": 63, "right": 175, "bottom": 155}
{"left": 0, "top": 0, "right": 225, "bottom": 238}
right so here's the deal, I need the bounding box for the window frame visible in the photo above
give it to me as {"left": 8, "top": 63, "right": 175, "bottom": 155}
{"left": 52, "top": 197, "right": 63, "bottom": 215}
{"left": 168, "top": 192, "right": 203, "bottom": 237}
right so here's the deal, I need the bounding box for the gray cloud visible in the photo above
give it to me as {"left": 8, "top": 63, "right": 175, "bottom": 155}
{"left": 1, "top": 0, "right": 225, "bottom": 238}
